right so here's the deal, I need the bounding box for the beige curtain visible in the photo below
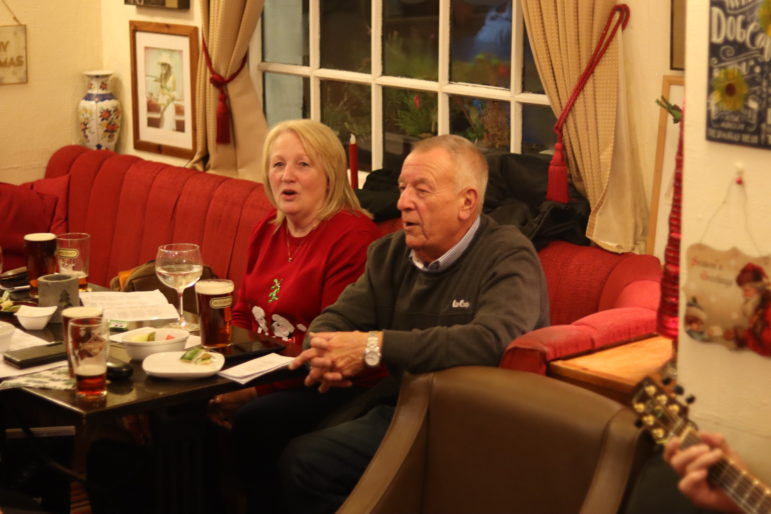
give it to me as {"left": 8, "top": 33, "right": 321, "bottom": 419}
{"left": 523, "top": 0, "right": 647, "bottom": 253}
{"left": 192, "top": 0, "right": 266, "bottom": 181}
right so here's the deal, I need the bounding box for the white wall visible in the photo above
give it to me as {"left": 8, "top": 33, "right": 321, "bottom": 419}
{"left": 0, "top": 1, "right": 200, "bottom": 186}
{"left": 0, "top": 1, "right": 102, "bottom": 185}
{"left": 681, "top": 0, "right": 771, "bottom": 482}
{"left": 623, "top": 0, "right": 683, "bottom": 203}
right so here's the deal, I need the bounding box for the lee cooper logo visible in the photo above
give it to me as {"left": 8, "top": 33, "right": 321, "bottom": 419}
{"left": 452, "top": 299, "right": 470, "bottom": 309}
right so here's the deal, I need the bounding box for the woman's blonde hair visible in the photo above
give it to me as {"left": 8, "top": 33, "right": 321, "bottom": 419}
{"left": 261, "top": 119, "right": 369, "bottom": 226}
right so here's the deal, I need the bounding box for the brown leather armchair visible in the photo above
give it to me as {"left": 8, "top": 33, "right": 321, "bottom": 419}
{"left": 339, "top": 367, "right": 653, "bottom": 514}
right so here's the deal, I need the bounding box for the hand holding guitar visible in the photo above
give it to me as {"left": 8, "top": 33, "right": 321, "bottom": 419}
{"left": 632, "top": 377, "right": 770, "bottom": 514}
{"left": 664, "top": 432, "right": 746, "bottom": 514}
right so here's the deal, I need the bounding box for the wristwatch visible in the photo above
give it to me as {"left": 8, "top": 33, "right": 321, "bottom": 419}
{"left": 364, "top": 331, "right": 381, "bottom": 367}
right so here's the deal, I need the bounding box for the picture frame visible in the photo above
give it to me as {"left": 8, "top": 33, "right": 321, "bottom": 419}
{"left": 129, "top": 21, "right": 198, "bottom": 159}
{"left": 647, "top": 74, "right": 685, "bottom": 261}
{"left": 670, "top": 0, "right": 685, "bottom": 70}
{"left": 124, "top": 0, "right": 190, "bottom": 9}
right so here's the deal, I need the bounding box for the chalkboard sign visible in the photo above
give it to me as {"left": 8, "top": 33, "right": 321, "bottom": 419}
{"left": 707, "top": 0, "right": 771, "bottom": 149}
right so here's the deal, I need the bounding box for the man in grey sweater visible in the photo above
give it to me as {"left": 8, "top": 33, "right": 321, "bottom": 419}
{"left": 282, "top": 134, "right": 549, "bottom": 513}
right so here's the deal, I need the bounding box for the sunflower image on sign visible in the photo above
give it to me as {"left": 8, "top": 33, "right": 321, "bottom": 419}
{"left": 711, "top": 67, "right": 749, "bottom": 112}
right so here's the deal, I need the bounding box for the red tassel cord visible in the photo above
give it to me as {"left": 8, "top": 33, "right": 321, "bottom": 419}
{"left": 202, "top": 39, "right": 248, "bottom": 145}
{"left": 548, "top": 4, "right": 630, "bottom": 204}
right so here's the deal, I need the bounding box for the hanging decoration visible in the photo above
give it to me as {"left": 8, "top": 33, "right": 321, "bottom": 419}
{"left": 683, "top": 169, "right": 770, "bottom": 358}
{"left": 0, "top": 0, "right": 26, "bottom": 85}
{"left": 707, "top": 0, "right": 771, "bottom": 149}
{"left": 656, "top": 106, "right": 684, "bottom": 351}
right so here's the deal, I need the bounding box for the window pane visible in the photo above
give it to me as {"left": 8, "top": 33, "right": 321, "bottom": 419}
{"left": 450, "top": 96, "right": 510, "bottom": 151}
{"left": 383, "top": 0, "right": 438, "bottom": 80}
{"left": 320, "top": 1, "right": 371, "bottom": 72}
{"left": 383, "top": 87, "right": 437, "bottom": 169}
{"left": 522, "top": 104, "right": 556, "bottom": 156}
{"left": 522, "top": 29, "right": 544, "bottom": 94}
{"left": 320, "top": 80, "right": 372, "bottom": 171}
{"left": 264, "top": 73, "right": 309, "bottom": 128}
{"left": 263, "top": 0, "right": 308, "bottom": 66}
{"left": 450, "top": 1, "right": 511, "bottom": 88}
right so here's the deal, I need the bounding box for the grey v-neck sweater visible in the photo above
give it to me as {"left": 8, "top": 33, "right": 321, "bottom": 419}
{"left": 308, "top": 215, "right": 549, "bottom": 377}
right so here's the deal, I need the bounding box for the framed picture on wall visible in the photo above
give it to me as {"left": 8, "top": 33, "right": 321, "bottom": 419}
{"left": 129, "top": 21, "right": 198, "bottom": 159}
{"left": 125, "top": 0, "right": 190, "bottom": 9}
{"left": 670, "top": 0, "right": 685, "bottom": 70}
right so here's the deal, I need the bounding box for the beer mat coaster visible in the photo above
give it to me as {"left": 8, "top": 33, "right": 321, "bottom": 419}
{"left": 0, "top": 364, "right": 73, "bottom": 390}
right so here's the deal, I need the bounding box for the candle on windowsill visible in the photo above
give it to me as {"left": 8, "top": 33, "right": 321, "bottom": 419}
{"left": 348, "top": 134, "right": 359, "bottom": 190}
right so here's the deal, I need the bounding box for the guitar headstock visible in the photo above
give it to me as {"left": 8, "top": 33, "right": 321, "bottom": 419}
{"left": 631, "top": 376, "right": 696, "bottom": 445}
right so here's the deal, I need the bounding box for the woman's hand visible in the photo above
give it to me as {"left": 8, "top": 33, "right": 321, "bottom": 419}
{"left": 207, "top": 388, "right": 258, "bottom": 430}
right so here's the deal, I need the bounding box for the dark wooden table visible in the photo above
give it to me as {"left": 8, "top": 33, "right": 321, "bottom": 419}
{"left": 2, "top": 314, "right": 295, "bottom": 514}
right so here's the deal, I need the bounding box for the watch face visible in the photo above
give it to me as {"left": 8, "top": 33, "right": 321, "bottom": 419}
{"left": 364, "top": 351, "right": 380, "bottom": 367}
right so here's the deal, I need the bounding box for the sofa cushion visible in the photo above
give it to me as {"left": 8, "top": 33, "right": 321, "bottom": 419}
{"left": 22, "top": 175, "right": 70, "bottom": 234}
{"left": 0, "top": 183, "right": 59, "bottom": 270}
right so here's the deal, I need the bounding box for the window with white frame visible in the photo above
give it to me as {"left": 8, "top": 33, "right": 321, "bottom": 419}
{"left": 250, "top": 0, "right": 556, "bottom": 173}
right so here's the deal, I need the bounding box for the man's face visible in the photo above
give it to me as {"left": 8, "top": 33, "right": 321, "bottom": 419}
{"left": 397, "top": 147, "right": 474, "bottom": 263}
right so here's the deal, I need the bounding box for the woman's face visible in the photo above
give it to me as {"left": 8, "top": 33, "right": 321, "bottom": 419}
{"left": 268, "top": 131, "right": 328, "bottom": 230}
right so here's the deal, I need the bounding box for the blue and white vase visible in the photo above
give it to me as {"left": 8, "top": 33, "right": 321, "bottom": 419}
{"left": 78, "top": 70, "right": 121, "bottom": 151}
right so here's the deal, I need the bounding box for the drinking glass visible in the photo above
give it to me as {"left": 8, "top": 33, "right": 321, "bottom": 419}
{"left": 155, "top": 243, "right": 203, "bottom": 330}
{"left": 24, "top": 233, "right": 57, "bottom": 299}
{"left": 67, "top": 317, "right": 109, "bottom": 399}
{"left": 56, "top": 232, "right": 91, "bottom": 292}
{"left": 196, "top": 279, "right": 234, "bottom": 349}
{"left": 62, "top": 306, "right": 104, "bottom": 377}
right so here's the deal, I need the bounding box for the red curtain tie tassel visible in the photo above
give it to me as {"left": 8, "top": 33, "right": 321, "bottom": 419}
{"left": 546, "top": 141, "right": 569, "bottom": 204}
{"left": 202, "top": 39, "right": 248, "bottom": 145}
{"left": 547, "top": 4, "right": 630, "bottom": 204}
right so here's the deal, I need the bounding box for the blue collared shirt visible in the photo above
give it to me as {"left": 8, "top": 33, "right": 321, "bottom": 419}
{"left": 409, "top": 216, "right": 481, "bottom": 273}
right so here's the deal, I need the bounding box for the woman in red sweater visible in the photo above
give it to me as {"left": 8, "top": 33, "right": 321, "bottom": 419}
{"left": 209, "top": 119, "right": 381, "bottom": 428}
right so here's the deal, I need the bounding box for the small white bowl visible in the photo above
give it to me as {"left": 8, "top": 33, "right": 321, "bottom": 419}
{"left": 14, "top": 305, "right": 57, "bottom": 331}
{"left": 118, "top": 326, "right": 189, "bottom": 361}
{"left": 0, "top": 321, "right": 14, "bottom": 352}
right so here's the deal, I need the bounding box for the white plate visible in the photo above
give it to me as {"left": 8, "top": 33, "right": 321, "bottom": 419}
{"left": 142, "top": 350, "right": 225, "bottom": 380}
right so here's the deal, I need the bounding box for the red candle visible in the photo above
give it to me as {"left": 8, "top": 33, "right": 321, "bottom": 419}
{"left": 348, "top": 134, "right": 359, "bottom": 190}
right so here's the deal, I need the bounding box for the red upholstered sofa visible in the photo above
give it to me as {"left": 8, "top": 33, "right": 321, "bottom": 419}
{"left": 2, "top": 145, "right": 661, "bottom": 374}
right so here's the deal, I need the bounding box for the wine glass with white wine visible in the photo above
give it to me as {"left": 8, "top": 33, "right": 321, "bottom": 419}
{"left": 155, "top": 243, "right": 203, "bottom": 330}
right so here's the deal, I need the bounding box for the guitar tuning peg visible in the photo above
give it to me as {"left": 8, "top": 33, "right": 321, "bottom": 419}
{"left": 685, "top": 394, "right": 696, "bottom": 404}
{"left": 673, "top": 385, "right": 684, "bottom": 395}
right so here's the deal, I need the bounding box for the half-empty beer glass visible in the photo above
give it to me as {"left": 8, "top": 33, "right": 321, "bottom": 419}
{"left": 24, "top": 233, "right": 57, "bottom": 299}
{"left": 57, "top": 233, "right": 91, "bottom": 292}
{"left": 67, "top": 317, "right": 109, "bottom": 399}
{"left": 62, "top": 306, "right": 104, "bottom": 377}
{"left": 196, "top": 279, "right": 234, "bottom": 349}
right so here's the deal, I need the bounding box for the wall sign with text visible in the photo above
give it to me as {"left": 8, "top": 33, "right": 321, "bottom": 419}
{"left": 707, "top": 0, "right": 771, "bottom": 149}
{"left": 0, "top": 24, "right": 26, "bottom": 85}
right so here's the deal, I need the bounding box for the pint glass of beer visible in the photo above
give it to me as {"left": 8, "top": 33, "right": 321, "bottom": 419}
{"left": 62, "top": 306, "right": 103, "bottom": 377}
{"left": 56, "top": 233, "right": 91, "bottom": 292}
{"left": 196, "top": 279, "right": 234, "bottom": 349}
{"left": 67, "top": 317, "right": 109, "bottom": 399}
{"left": 24, "top": 233, "right": 57, "bottom": 299}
